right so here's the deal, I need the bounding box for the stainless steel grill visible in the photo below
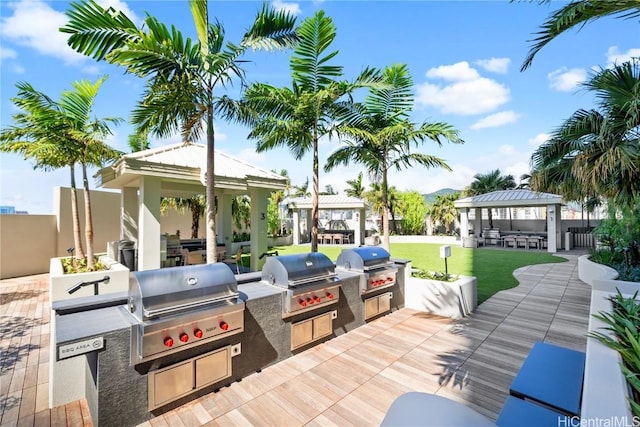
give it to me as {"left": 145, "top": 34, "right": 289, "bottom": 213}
{"left": 128, "top": 263, "right": 245, "bottom": 365}
{"left": 260, "top": 253, "right": 341, "bottom": 316}
{"left": 336, "top": 247, "right": 398, "bottom": 295}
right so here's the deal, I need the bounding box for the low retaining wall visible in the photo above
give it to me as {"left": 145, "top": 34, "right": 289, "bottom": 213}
{"left": 582, "top": 278, "right": 638, "bottom": 421}
{"left": 577, "top": 254, "right": 619, "bottom": 286}
{"left": 404, "top": 275, "right": 477, "bottom": 319}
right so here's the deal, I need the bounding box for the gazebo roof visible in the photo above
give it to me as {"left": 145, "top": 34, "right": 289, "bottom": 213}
{"left": 288, "top": 195, "right": 367, "bottom": 209}
{"left": 454, "top": 189, "right": 563, "bottom": 209}
{"left": 95, "top": 143, "right": 287, "bottom": 193}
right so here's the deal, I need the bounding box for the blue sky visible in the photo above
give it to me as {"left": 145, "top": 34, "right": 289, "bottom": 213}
{"left": 1, "top": 0, "right": 638, "bottom": 214}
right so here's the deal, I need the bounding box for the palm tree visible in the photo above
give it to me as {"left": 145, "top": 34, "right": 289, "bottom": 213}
{"left": 428, "top": 192, "right": 460, "bottom": 234}
{"left": 291, "top": 177, "right": 311, "bottom": 198}
{"left": 231, "top": 195, "right": 251, "bottom": 231}
{"left": 531, "top": 61, "right": 640, "bottom": 209}
{"left": 223, "top": 11, "right": 378, "bottom": 252}
{"left": 128, "top": 131, "right": 150, "bottom": 153}
{"left": 0, "top": 78, "right": 121, "bottom": 270}
{"left": 521, "top": 0, "right": 640, "bottom": 71}
{"left": 465, "top": 169, "right": 516, "bottom": 229}
{"left": 325, "top": 64, "right": 463, "bottom": 250}
{"left": 345, "top": 172, "right": 365, "bottom": 198}
{"left": 160, "top": 195, "right": 206, "bottom": 239}
{"left": 62, "top": 0, "right": 297, "bottom": 263}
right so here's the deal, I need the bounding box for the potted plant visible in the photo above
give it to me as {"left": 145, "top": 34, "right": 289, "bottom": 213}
{"left": 405, "top": 268, "right": 477, "bottom": 319}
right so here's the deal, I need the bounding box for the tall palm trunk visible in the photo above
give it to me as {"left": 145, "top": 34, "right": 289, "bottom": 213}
{"left": 311, "top": 125, "right": 319, "bottom": 252}
{"left": 191, "top": 203, "right": 200, "bottom": 238}
{"left": 206, "top": 100, "right": 217, "bottom": 263}
{"left": 381, "top": 161, "right": 390, "bottom": 251}
{"left": 69, "top": 164, "right": 85, "bottom": 260}
{"left": 81, "top": 162, "right": 95, "bottom": 270}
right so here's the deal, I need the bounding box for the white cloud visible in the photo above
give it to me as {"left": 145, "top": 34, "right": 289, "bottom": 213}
{"left": 606, "top": 46, "right": 640, "bottom": 67}
{"left": 11, "top": 63, "right": 26, "bottom": 74}
{"left": 271, "top": 0, "right": 301, "bottom": 15}
{"left": 528, "top": 133, "right": 549, "bottom": 147}
{"left": 470, "top": 110, "right": 520, "bottom": 130}
{"left": 505, "top": 161, "right": 531, "bottom": 182}
{"left": 548, "top": 67, "right": 587, "bottom": 92}
{"left": 0, "top": 0, "right": 86, "bottom": 65}
{"left": 389, "top": 163, "right": 477, "bottom": 194}
{"left": 475, "top": 57, "right": 511, "bottom": 74}
{"left": 96, "top": 0, "right": 141, "bottom": 26}
{"left": 0, "top": 46, "right": 17, "bottom": 60}
{"left": 0, "top": 0, "right": 140, "bottom": 67}
{"left": 416, "top": 61, "right": 510, "bottom": 115}
{"left": 425, "top": 61, "right": 479, "bottom": 81}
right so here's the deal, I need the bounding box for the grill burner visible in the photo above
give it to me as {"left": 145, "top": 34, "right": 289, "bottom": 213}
{"left": 336, "top": 247, "right": 398, "bottom": 294}
{"left": 260, "top": 253, "right": 341, "bottom": 316}
{"left": 128, "top": 263, "right": 244, "bottom": 364}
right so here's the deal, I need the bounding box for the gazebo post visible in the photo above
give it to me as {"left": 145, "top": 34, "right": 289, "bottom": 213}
{"left": 292, "top": 209, "right": 300, "bottom": 245}
{"left": 460, "top": 208, "right": 469, "bottom": 239}
{"left": 249, "top": 188, "right": 270, "bottom": 271}
{"left": 138, "top": 176, "right": 161, "bottom": 271}
{"left": 121, "top": 186, "right": 138, "bottom": 243}
{"left": 217, "top": 192, "right": 234, "bottom": 258}
{"left": 473, "top": 208, "right": 482, "bottom": 237}
{"left": 546, "top": 204, "right": 561, "bottom": 253}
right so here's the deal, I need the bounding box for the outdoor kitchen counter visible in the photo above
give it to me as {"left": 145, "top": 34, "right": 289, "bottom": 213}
{"left": 48, "top": 262, "right": 407, "bottom": 427}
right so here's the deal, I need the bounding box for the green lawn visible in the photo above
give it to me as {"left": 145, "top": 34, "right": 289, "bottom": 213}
{"left": 269, "top": 243, "right": 566, "bottom": 304}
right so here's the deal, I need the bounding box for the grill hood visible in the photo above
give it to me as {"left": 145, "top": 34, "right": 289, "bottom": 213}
{"left": 261, "top": 253, "right": 337, "bottom": 288}
{"left": 336, "top": 247, "right": 392, "bottom": 271}
{"left": 129, "top": 263, "right": 238, "bottom": 321}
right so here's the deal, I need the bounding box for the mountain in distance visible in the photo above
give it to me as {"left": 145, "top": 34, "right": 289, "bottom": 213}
{"left": 422, "top": 188, "right": 460, "bottom": 205}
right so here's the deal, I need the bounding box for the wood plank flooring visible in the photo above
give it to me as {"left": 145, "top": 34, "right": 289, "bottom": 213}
{"left": 1, "top": 254, "right": 590, "bottom": 426}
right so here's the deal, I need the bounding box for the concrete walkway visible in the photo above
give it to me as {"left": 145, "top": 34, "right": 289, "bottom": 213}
{"left": 0, "top": 254, "right": 591, "bottom": 426}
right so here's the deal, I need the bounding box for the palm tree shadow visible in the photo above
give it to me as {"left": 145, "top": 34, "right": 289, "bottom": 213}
{"left": 436, "top": 348, "right": 471, "bottom": 390}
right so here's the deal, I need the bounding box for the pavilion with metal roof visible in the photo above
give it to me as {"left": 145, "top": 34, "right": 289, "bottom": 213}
{"left": 454, "top": 189, "right": 564, "bottom": 252}
{"left": 287, "top": 195, "right": 368, "bottom": 245}
{"left": 95, "top": 142, "right": 287, "bottom": 271}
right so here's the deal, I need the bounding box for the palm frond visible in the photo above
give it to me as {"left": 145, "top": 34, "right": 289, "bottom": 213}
{"left": 521, "top": 0, "right": 640, "bottom": 71}
{"left": 62, "top": 0, "right": 140, "bottom": 61}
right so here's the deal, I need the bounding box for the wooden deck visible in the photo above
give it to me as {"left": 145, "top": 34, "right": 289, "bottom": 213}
{"left": 0, "top": 254, "right": 591, "bottom": 426}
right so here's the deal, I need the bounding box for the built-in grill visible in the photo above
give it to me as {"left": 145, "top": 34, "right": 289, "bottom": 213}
{"left": 260, "top": 253, "right": 341, "bottom": 317}
{"left": 128, "top": 263, "right": 245, "bottom": 365}
{"left": 336, "top": 247, "right": 398, "bottom": 295}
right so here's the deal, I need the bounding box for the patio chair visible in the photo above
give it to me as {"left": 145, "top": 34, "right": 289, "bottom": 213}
{"left": 527, "top": 236, "right": 541, "bottom": 250}
{"left": 504, "top": 236, "right": 516, "bottom": 248}
{"left": 223, "top": 248, "right": 244, "bottom": 274}
{"left": 516, "top": 235, "right": 528, "bottom": 249}
{"left": 332, "top": 233, "right": 345, "bottom": 245}
{"left": 186, "top": 250, "right": 205, "bottom": 265}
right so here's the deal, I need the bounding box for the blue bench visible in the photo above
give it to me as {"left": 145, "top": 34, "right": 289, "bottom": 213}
{"left": 381, "top": 342, "right": 585, "bottom": 427}
{"left": 509, "top": 341, "right": 585, "bottom": 417}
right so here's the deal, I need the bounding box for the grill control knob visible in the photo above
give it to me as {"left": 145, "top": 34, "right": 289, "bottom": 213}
{"left": 299, "top": 298, "right": 307, "bottom": 307}
{"left": 307, "top": 297, "right": 314, "bottom": 305}
{"left": 193, "top": 328, "right": 203, "bottom": 339}
{"left": 164, "top": 337, "right": 174, "bottom": 347}
{"left": 326, "top": 292, "right": 334, "bottom": 300}
{"left": 179, "top": 333, "right": 189, "bottom": 343}
{"left": 219, "top": 321, "right": 229, "bottom": 331}
{"left": 314, "top": 296, "right": 322, "bottom": 303}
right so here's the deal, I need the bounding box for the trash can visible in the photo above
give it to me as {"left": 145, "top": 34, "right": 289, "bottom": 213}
{"left": 118, "top": 240, "right": 136, "bottom": 271}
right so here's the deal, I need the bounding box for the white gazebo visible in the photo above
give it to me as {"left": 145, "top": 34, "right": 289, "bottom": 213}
{"left": 454, "top": 189, "right": 564, "bottom": 253}
{"left": 287, "top": 195, "right": 368, "bottom": 246}
{"left": 94, "top": 143, "right": 287, "bottom": 271}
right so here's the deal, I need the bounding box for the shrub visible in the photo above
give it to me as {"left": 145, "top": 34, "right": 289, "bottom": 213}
{"left": 411, "top": 269, "right": 458, "bottom": 282}
{"left": 62, "top": 256, "right": 107, "bottom": 274}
